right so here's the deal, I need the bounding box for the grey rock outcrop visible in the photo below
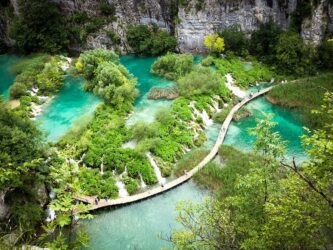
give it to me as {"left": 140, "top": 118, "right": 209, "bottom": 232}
{"left": 1, "top": 0, "right": 332, "bottom": 52}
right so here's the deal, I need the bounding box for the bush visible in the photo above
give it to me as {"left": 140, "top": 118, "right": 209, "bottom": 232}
{"left": 99, "top": 2, "right": 116, "bottom": 17}
{"left": 76, "top": 49, "right": 119, "bottom": 80}
{"left": 79, "top": 168, "right": 119, "bottom": 198}
{"left": 201, "top": 56, "right": 214, "bottom": 66}
{"left": 123, "top": 176, "right": 139, "bottom": 194}
{"left": 37, "top": 57, "right": 64, "bottom": 95}
{"left": 151, "top": 53, "right": 194, "bottom": 80}
{"left": 219, "top": 25, "right": 248, "bottom": 55}
{"left": 177, "top": 66, "right": 228, "bottom": 98}
{"left": 250, "top": 19, "right": 282, "bottom": 64}
{"left": 106, "top": 31, "right": 121, "bottom": 45}
{"left": 126, "top": 24, "right": 177, "bottom": 56}
{"left": 275, "top": 31, "right": 317, "bottom": 76}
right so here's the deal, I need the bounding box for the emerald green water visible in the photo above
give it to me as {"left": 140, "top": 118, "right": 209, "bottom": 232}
{"left": 36, "top": 76, "right": 101, "bottom": 142}
{"left": 0, "top": 54, "right": 21, "bottom": 99}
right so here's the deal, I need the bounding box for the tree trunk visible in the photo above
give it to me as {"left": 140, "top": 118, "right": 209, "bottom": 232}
{"left": 0, "top": 189, "right": 10, "bottom": 221}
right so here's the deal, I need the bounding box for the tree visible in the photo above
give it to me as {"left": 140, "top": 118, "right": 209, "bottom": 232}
{"left": 170, "top": 198, "right": 238, "bottom": 249}
{"left": 204, "top": 34, "right": 225, "bottom": 54}
{"left": 276, "top": 31, "right": 316, "bottom": 75}
{"left": 151, "top": 53, "right": 194, "bottom": 80}
{"left": 126, "top": 24, "right": 176, "bottom": 56}
{"left": 220, "top": 25, "right": 248, "bottom": 56}
{"left": 9, "top": 0, "right": 69, "bottom": 53}
{"left": 177, "top": 66, "right": 228, "bottom": 98}
{"left": 43, "top": 156, "right": 92, "bottom": 250}
{"left": 250, "top": 19, "right": 282, "bottom": 63}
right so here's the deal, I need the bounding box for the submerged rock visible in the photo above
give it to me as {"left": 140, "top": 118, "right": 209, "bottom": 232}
{"left": 148, "top": 87, "right": 179, "bottom": 100}
{"left": 233, "top": 108, "right": 251, "bottom": 121}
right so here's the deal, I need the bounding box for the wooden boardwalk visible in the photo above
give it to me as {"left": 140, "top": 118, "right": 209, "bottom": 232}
{"left": 76, "top": 86, "right": 273, "bottom": 211}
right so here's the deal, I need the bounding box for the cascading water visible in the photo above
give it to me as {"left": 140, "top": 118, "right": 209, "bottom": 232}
{"left": 116, "top": 180, "right": 129, "bottom": 198}
{"left": 225, "top": 73, "right": 246, "bottom": 98}
{"left": 139, "top": 173, "right": 147, "bottom": 188}
{"left": 146, "top": 152, "right": 166, "bottom": 185}
{"left": 189, "top": 101, "right": 213, "bottom": 127}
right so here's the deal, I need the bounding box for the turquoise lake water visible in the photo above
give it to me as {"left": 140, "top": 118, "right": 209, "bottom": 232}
{"left": 81, "top": 181, "right": 207, "bottom": 250}
{"left": 0, "top": 54, "right": 21, "bottom": 99}
{"left": 120, "top": 55, "right": 174, "bottom": 125}
{"left": 36, "top": 76, "right": 101, "bottom": 142}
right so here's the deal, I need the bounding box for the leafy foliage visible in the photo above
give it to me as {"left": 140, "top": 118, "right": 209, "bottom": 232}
{"left": 151, "top": 53, "right": 194, "bottom": 80}
{"left": 126, "top": 24, "right": 177, "bottom": 56}
{"left": 204, "top": 34, "right": 225, "bottom": 54}
{"left": 9, "top": 0, "right": 69, "bottom": 53}
{"left": 219, "top": 25, "right": 248, "bottom": 56}
{"left": 177, "top": 66, "right": 229, "bottom": 98}
{"left": 76, "top": 49, "right": 138, "bottom": 108}
{"left": 78, "top": 168, "right": 118, "bottom": 198}
{"left": 214, "top": 55, "right": 273, "bottom": 88}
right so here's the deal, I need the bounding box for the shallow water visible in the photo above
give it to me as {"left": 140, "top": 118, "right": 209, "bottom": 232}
{"left": 80, "top": 181, "right": 208, "bottom": 250}
{"left": 224, "top": 96, "right": 306, "bottom": 160}
{"left": 36, "top": 76, "right": 101, "bottom": 142}
{"left": 0, "top": 54, "right": 21, "bottom": 99}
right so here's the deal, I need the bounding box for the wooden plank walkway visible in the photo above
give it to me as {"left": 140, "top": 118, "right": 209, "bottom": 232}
{"left": 76, "top": 86, "right": 273, "bottom": 211}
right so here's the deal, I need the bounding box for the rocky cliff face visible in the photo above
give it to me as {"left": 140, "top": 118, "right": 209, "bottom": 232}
{"left": 1, "top": 0, "right": 332, "bottom": 52}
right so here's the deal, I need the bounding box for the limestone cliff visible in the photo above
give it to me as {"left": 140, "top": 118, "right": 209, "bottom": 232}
{"left": 0, "top": 0, "right": 332, "bottom": 52}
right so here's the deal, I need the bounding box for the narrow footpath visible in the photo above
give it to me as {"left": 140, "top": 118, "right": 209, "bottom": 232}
{"left": 76, "top": 86, "right": 273, "bottom": 211}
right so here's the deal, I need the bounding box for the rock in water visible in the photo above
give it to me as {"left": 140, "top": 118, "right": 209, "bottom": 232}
{"left": 148, "top": 87, "right": 179, "bottom": 100}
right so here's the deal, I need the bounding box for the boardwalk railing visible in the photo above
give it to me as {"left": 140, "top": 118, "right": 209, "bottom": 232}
{"left": 76, "top": 86, "right": 273, "bottom": 211}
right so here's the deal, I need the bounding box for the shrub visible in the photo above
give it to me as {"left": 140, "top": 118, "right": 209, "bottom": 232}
{"left": 204, "top": 34, "right": 225, "bottom": 54}
{"left": 79, "top": 168, "right": 119, "bottom": 198}
{"left": 275, "top": 31, "right": 317, "bottom": 76}
{"left": 219, "top": 25, "right": 248, "bottom": 55}
{"left": 106, "top": 31, "right": 121, "bottom": 45}
{"left": 76, "top": 49, "right": 119, "bottom": 80}
{"left": 151, "top": 53, "right": 194, "bottom": 80}
{"left": 99, "top": 2, "right": 116, "bottom": 17}
{"left": 250, "top": 19, "right": 282, "bottom": 64}
{"left": 201, "top": 56, "right": 214, "bottom": 66}
{"left": 177, "top": 66, "right": 228, "bottom": 98}
{"left": 123, "top": 176, "right": 139, "bottom": 194}
{"left": 126, "top": 24, "right": 177, "bottom": 56}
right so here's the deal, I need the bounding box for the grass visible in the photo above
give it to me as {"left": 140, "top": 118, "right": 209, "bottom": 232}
{"left": 174, "top": 149, "right": 209, "bottom": 176}
{"left": 267, "top": 73, "right": 333, "bottom": 128}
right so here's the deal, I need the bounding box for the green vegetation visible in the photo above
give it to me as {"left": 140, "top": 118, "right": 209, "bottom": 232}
{"left": 172, "top": 108, "right": 333, "bottom": 249}
{"left": 177, "top": 66, "right": 229, "bottom": 98}
{"left": 219, "top": 25, "right": 248, "bottom": 56}
{"left": 174, "top": 149, "right": 209, "bottom": 176}
{"left": 9, "top": 0, "right": 69, "bottom": 53}
{"left": 204, "top": 33, "right": 225, "bottom": 54}
{"left": 79, "top": 168, "right": 118, "bottom": 198}
{"left": 151, "top": 53, "right": 194, "bottom": 80}
{"left": 126, "top": 24, "right": 177, "bottom": 56}
{"left": 0, "top": 98, "right": 50, "bottom": 245}
{"left": 276, "top": 31, "right": 317, "bottom": 75}
{"left": 214, "top": 55, "right": 273, "bottom": 88}
{"left": 76, "top": 49, "right": 138, "bottom": 109}
{"left": 267, "top": 73, "right": 333, "bottom": 128}
{"left": 9, "top": 54, "right": 49, "bottom": 99}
